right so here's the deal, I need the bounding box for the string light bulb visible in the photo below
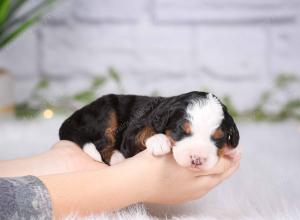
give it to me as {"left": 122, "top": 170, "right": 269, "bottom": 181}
{"left": 43, "top": 109, "right": 54, "bottom": 119}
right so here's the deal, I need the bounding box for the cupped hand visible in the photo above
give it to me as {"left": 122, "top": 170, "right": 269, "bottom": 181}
{"left": 50, "top": 140, "right": 108, "bottom": 173}
{"left": 52, "top": 141, "right": 240, "bottom": 205}
{"left": 128, "top": 150, "right": 240, "bottom": 204}
{"left": 0, "top": 140, "right": 108, "bottom": 177}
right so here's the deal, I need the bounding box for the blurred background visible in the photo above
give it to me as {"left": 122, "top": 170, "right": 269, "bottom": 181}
{"left": 0, "top": 0, "right": 300, "bottom": 121}
{"left": 0, "top": 1, "right": 300, "bottom": 218}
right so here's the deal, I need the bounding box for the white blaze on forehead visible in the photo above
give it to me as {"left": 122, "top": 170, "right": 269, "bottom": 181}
{"left": 186, "top": 93, "right": 224, "bottom": 135}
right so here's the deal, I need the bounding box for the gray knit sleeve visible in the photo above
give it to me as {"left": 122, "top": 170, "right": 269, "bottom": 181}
{"left": 0, "top": 175, "right": 52, "bottom": 220}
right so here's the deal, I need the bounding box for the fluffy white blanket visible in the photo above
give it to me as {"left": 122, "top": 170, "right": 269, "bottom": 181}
{"left": 1, "top": 119, "right": 299, "bottom": 219}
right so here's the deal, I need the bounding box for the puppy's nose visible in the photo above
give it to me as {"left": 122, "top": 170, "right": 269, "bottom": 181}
{"left": 191, "top": 155, "right": 207, "bottom": 166}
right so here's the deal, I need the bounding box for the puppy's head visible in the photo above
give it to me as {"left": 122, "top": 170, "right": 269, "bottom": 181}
{"left": 165, "top": 92, "right": 239, "bottom": 170}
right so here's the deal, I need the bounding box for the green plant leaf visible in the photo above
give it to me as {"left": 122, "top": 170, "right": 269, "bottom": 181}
{"left": 91, "top": 76, "right": 107, "bottom": 89}
{"left": 221, "top": 95, "right": 238, "bottom": 118}
{"left": 35, "top": 78, "right": 50, "bottom": 90}
{"left": 108, "top": 67, "right": 120, "bottom": 83}
{"left": 15, "top": 102, "right": 40, "bottom": 119}
{"left": 260, "top": 91, "right": 271, "bottom": 102}
{"left": 252, "top": 107, "right": 269, "bottom": 121}
{"left": 0, "top": 0, "right": 10, "bottom": 26}
{"left": 0, "top": 0, "right": 54, "bottom": 49}
{"left": 73, "top": 90, "right": 95, "bottom": 103}
{"left": 275, "top": 73, "right": 298, "bottom": 88}
{"left": 285, "top": 99, "right": 300, "bottom": 109}
{"left": 7, "top": 0, "right": 28, "bottom": 21}
{"left": 11, "top": 0, "right": 54, "bottom": 25}
{"left": 0, "top": 14, "right": 39, "bottom": 49}
{"left": 0, "top": 0, "right": 27, "bottom": 36}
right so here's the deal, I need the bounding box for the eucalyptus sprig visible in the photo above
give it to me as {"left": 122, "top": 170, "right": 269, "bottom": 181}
{"left": 15, "top": 68, "right": 300, "bottom": 122}
{"left": 222, "top": 73, "right": 300, "bottom": 122}
{"left": 15, "top": 68, "right": 123, "bottom": 119}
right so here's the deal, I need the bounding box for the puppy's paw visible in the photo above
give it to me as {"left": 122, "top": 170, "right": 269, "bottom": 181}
{"left": 145, "top": 134, "right": 172, "bottom": 156}
{"left": 83, "top": 143, "right": 103, "bottom": 162}
{"left": 109, "top": 150, "right": 125, "bottom": 165}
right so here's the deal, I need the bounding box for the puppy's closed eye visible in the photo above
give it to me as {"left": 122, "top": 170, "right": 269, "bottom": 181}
{"left": 182, "top": 121, "right": 192, "bottom": 135}
{"left": 211, "top": 128, "right": 225, "bottom": 148}
{"left": 212, "top": 128, "right": 224, "bottom": 139}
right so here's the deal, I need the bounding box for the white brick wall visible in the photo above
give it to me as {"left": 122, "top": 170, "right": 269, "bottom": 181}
{"left": 41, "top": 24, "right": 135, "bottom": 77}
{"left": 0, "top": 26, "right": 38, "bottom": 78}
{"left": 0, "top": 0, "right": 300, "bottom": 107}
{"left": 132, "top": 24, "right": 193, "bottom": 75}
{"left": 195, "top": 25, "right": 268, "bottom": 79}
{"left": 269, "top": 24, "right": 300, "bottom": 76}
{"left": 74, "top": 0, "right": 148, "bottom": 22}
{"left": 154, "top": 0, "right": 299, "bottom": 23}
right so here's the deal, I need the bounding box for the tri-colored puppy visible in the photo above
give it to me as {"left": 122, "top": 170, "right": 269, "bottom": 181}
{"left": 59, "top": 91, "right": 240, "bottom": 170}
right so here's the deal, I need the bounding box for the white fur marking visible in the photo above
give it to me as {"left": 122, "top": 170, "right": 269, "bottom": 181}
{"left": 186, "top": 93, "right": 224, "bottom": 135}
{"left": 110, "top": 150, "right": 125, "bottom": 165}
{"left": 83, "top": 143, "right": 103, "bottom": 162}
{"left": 172, "top": 93, "right": 225, "bottom": 170}
{"left": 145, "top": 134, "right": 171, "bottom": 156}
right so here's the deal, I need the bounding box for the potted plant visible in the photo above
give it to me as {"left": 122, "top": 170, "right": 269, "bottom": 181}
{"left": 0, "top": 0, "right": 54, "bottom": 119}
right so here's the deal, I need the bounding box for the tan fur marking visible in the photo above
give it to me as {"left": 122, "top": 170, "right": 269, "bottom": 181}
{"left": 217, "top": 148, "right": 225, "bottom": 157}
{"left": 214, "top": 128, "right": 225, "bottom": 157}
{"left": 101, "top": 146, "right": 115, "bottom": 163}
{"left": 102, "top": 111, "right": 118, "bottom": 163}
{"left": 136, "top": 126, "right": 156, "bottom": 150}
{"left": 105, "top": 111, "right": 118, "bottom": 145}
{"left": 217, "top": 144, "right": 233, "bottom": 157}
{"left": 182, "top": 121, "right": 192, "bottom": 134}
{"left": 212, "top": 128, "right": 224, "bottom": 140}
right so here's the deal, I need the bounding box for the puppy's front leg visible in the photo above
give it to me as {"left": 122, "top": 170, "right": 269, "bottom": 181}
{"left": 145, "top": 134, "right": 172, "bottom": 156}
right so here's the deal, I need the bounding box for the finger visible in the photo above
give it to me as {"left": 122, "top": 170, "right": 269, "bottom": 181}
{"left": 207, "top": 159, "right": 240, "bottom": 184}
{"left": 219, "top": 158, "right": 240, "bottom": 180}
{"left": 195, "top": 156, "right": 233, "bottom": 176}
{"left": 195, "top": 159, "right": 240, "bottom": 189}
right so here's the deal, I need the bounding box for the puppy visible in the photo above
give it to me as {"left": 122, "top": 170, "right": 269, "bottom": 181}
{"left": 59, "top": 91, "right": 239, "bottom": 170}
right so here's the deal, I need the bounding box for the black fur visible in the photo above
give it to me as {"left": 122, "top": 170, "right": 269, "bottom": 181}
{"left": 59, "top": 91, "right": 239, "bottom": 164}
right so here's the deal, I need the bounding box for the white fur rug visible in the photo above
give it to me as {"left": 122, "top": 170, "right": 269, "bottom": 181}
{"left": 1, "top": 118, "right": 300, "bottom": 219}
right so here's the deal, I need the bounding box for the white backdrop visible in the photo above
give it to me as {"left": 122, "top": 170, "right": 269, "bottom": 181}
{"left": 0, "top": 0, "right": 300, "bottom": 109}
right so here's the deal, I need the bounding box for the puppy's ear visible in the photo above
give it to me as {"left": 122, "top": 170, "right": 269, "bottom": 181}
{"left": 152, "top": 109, "right": 184, "bottom": 132}
{"left": 222, "top": 109, "right": 240, "bottom": 148}
{"left": 228, "top": 123, "right": 239, "bottom": 147}
{"left": 152, "top": 110, "right": 170, "bottom": 132}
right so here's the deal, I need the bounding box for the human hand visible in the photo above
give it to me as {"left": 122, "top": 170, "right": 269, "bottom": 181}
{"left": 129, "top": 150, "right": 240, "bottom": 204}
{"left": 35, "top": 142, "right": 239, "bottom": 217}
{"left": 46, "top": 141, "right": 239, "bottom": 206}
{"left": 50, "top": 140, "right": 108, "bottom": 173}
{"left": 0, "top": 140, "right": 108, "bottom": 177}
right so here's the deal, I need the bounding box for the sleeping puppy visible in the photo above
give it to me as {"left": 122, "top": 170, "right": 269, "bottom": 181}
{"left": 59, "top": 91, "right": 240, "bottom": 170}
